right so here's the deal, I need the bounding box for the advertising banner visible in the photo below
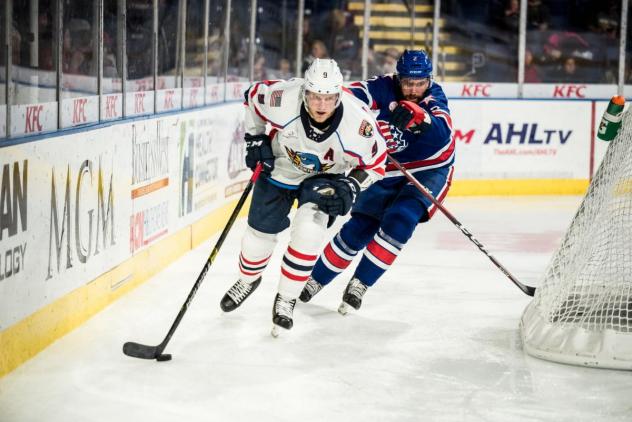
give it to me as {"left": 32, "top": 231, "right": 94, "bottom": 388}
{"left": 61, "top": 95, "right": 99, "bottom": 128}
{"left": 451, "top": 100, "right": 592, "bottom": 179}
{"left": 174, "top": 103, "right": 250, "bottom": 229}
{"left": 129, "top": 120, "right": 172, "bottom": 254}
{"left": 101, "top": 93, "right": 123, "bottom": 121}
{"left": 0, "top": 125, "right": 133, "bottom": 329}
{"left": 11, "top": 102, "right": 58, "bottom": 136}
{"left": 443, "top": 82, "right": 619, "bottom": 100}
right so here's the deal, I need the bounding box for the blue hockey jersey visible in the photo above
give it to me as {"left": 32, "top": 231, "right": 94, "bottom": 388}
{"left": 348, "top": 75, "right": 454, "bottom": 177}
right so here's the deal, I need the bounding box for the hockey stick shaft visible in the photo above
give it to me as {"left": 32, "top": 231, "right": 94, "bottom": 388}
{"left": 123, "top": 163, "right": 264, "bottom": 359}
{"left": 387, "top": 154, "right": 535, "bottom": 297}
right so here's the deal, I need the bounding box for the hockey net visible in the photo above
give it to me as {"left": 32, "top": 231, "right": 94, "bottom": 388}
{"left": 521, "top": 108, "right": 632, "bottom": 370}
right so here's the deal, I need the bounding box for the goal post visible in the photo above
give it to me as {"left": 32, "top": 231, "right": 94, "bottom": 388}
{"left": 520, "top": 107, "right": 632, "bottom": 370}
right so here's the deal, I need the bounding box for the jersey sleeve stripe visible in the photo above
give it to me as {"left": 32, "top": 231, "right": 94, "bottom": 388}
{"left": 385, "top": 140, "right": 454, "bottom": 172}
{"left": 357, "top": 151, "right": 387, "bottom": 170}
{"left": 431, "top": 109, "right": 453, "bottom": 129}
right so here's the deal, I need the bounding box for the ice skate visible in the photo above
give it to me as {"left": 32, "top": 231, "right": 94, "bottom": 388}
{"left": 338, "top": 278, "right": 368, "bottom": 315}
{"left": 271, "top": 293, "right": 296, "bottom": 337}
{"left": 220, "top": 277, "right": 261, "bottom": 312}
{"left": 299, "top": 277, "right": 324, "bottom": 303}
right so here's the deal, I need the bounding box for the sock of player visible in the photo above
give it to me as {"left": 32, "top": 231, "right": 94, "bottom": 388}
{"left": 278, "top": 246, "right": 318, "bottom": 298}
{"left": 238, "top": 226, "right": 277, "bottom": 283}
{"left": 311, "top": 232, "right": 359, "bottom": 286}
{"left": 353, "top": 228, "right": 404, "bottom": 286}
{"left": 312, "top": 214, "right": 379, "bottom": 285}
{"left": 354, "top": 196, "right": 425, "bottom": 285}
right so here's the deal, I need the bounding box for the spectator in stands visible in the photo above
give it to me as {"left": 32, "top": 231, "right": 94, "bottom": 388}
{"left": 524, "top": 49, "right": 541, "bottom": 83}
{"left": 10, "top": 22, "right": 22, "bottom": 65}
{"left": 587, "top": 9, "right": 618, "bottom": 83}
{"left": 555, "top": 56, "right": 582, "bottom": 83}
{"left": 527, "top": 0, "right": 550, "bottom": 31}
{"left": 546, "top": 32, "right": 593, "bottom": 61}
{"left": 502, "top": 0, "right": 520, "bottom": 32}
{"left": 323, "top": 9, "right": 360, "bottom": 75}
{"left": 102, "top": 31, "right": 119, "bottom": 78}
{"left": 63, "top": 19, "right": 94, "bottom": 75}
{"left": 296, "top": 15, "right": 318, "bottom": 68}
{"left": 592, "top": 1, "right": 620, "bottom": 33}
{"left": 537, "top": 31, "right": 592, "bottom": 81}
{"left": 270, "top": 58, "right": 294, "bottom": 80}
{"left": 367, "top": 47, "right": 400, "bottom": 78}
{"left": 127, "top": 2, "right": 154, "bottom": 80}
{"left": 253, "top": 53, "right": 268, "bottom": 81}
{"left": 302, "top": 39, "right": 329, "bottom": 73}
{"left": 381, "top": 48, "right": 400, "bottom": 74}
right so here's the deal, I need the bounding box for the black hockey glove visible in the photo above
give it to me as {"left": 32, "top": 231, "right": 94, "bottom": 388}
{"left": 300, "top": 176, "right": 360, "bottom": 217}
{"left": 244, "top": 133, "right": 275, "bottom": 173}
{"left": 391, "top": 100, "right": 431, "bottom": 135}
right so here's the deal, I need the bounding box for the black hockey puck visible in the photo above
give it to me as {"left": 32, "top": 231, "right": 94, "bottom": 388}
{"left": 156, "top": 354, "right": 172, "bottom": 362}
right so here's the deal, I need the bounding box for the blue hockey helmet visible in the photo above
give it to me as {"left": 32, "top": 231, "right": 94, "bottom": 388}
{"left": 396, "top": 50, "right": 432, "bottom": 79}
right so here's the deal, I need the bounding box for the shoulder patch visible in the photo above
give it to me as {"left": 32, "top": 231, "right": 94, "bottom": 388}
{"left": 270, "top": 90, "right": 283, "bottom": 107}
{"left": 359, "top": 120, "right": 373, "bottom": 138}
{"left": 258, "top": 94, "right": 265, "bottom": 104}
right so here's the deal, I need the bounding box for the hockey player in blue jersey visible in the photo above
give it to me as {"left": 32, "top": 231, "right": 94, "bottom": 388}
{"left": 299, "top": 50, "right": 455, "bottom": 314}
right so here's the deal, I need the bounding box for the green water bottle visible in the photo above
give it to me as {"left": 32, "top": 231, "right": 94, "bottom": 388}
{"left": 597, "top": 95, "right": 625, "bottom": 141}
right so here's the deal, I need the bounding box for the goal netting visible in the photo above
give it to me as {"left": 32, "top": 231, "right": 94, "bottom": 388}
{"left": 520, "top": 108, "right": 632, "bottom": 370}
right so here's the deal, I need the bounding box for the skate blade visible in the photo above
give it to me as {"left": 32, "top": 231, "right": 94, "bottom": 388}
{"left": 338, "top": 302, "right": 350, "bottom": 315}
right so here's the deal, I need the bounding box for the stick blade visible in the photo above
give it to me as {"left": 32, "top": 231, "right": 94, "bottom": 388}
{"left": 123, "top": 341, "right": 160, "bottom": 359}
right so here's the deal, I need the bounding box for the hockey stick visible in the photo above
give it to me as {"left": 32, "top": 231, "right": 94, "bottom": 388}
{"left": 123, "top": 163, "right": 264, "bottom": 361}
{"left": 387, "top": 154, "right": 536, "bottom": 297}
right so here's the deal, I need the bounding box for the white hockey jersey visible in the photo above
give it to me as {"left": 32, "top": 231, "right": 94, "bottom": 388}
{"left": 244, "top": 78, "right": 387, "bottom": 189}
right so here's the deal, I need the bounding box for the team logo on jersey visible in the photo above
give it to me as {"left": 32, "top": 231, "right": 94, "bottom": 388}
{"left": 285, "top": 146, "right": 335, "bottom": 174}
{"left": 386, "top": 125, "right": 408, "bottom": 153}
{"left": 257, "top": 94, "right": 265, "bottom": 104}
{"left": 270, "top": 90, "right": 283, "bottom": 107}
{"left": 359, "top": 120, "right": 373, "bottom": 138}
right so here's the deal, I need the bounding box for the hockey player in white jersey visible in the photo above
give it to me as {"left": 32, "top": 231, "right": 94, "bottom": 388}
{"left": 219, "top": 58, "right": 387, "bottom": 335}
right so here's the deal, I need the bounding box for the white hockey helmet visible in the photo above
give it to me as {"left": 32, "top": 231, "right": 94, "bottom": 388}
{"left": 302, "top": 58, "right": 343, "bottom": 107}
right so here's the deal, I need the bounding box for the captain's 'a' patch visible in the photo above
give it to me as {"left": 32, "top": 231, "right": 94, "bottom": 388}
{"left": 270, "top": 90, "right": 283, "bottom": 107}
{"left": 359, "top": 120, "right": 373, "bottom": 138}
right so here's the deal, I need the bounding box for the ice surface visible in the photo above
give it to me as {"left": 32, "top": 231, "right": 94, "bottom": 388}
{"left": 1, "top": 196, "right": 631, "bottom": 422}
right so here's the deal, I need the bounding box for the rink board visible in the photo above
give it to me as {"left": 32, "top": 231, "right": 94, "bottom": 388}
{"left": 0, "top": 98, "right": 613, "bottom": 376}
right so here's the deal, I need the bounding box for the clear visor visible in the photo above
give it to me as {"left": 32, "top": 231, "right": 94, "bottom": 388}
{"left": 304, "top": 90, "right": 339, "bottom": 105}
{"left": 399, "top": 77, "right": 431, "bottom": 89}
